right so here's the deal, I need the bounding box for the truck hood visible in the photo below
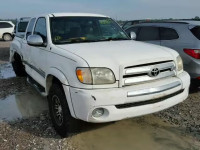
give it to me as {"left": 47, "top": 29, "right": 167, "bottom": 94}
{"left": 56, "top": 40, "right": 175, "bottom": 68}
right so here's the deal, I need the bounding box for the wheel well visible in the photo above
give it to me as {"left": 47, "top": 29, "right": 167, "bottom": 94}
{"left": 46, "top": 75, "right": 62, "bottom": 95}
{"left": 13, "top": 52, "right": 22, "bottom": 62}
{"left": 46, "top": 74, "right": 76, "bottom": 118}
{"left": 3, "top": 32, "right": 12, "bottom": 36}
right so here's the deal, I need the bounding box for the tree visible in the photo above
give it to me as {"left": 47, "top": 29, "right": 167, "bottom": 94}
{"left": 194, "top": 16, "right": 200, "bottom": 20}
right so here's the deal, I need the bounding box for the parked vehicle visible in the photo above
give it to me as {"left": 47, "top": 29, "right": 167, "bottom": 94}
{"left": 0, "top": 21, "right": 15, "bottom": 41}
{"left": 122, "top": 19, "right": 151, "bottom": 29}
{"left": 13, "top": 17, "right": 30, "bottom": 38}
{"left": 125, "top": 21, "right": 200, "bottom": 79}
{"left": 10, "top": 13, "right": 190, "bottom": 137}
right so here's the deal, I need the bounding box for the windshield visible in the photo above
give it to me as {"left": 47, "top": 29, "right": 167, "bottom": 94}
{"left": 50, "top": 17, "right": 130, "bottom": 44}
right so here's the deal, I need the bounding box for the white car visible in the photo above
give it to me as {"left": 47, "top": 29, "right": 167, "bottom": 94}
{"left": 10, "top": 13, "right": 190, "bottom": 137}
{"left": 0, "top": 21, "right": 15, "bottom": 41}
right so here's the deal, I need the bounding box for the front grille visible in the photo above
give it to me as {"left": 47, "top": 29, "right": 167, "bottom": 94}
{"left": 115, "top": 89, "right": 184, "bottom": 109}
{"left": 122, "top": 61, "right": 176, "bottom": 86}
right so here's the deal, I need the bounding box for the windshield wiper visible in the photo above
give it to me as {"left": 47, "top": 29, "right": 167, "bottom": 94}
{"left": 99, "top": 37, "right": 130, "bottom": 42}
{"left": 54, "top": 39, "right": 98, "bottom": 44}
{"left": 54, "top": 37, "right": 130, "bottom": 44}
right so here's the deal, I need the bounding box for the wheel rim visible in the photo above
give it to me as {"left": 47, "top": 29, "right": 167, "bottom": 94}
{"left": 4, "top": 34, "right": 12, "bottom": 41}
{"left": 52, "top": 95, "right": 63, "bottom": 126}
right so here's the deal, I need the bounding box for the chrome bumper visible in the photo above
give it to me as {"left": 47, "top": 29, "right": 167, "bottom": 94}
{"left": 127, "top": 81, "right": 181, "bottom": 97}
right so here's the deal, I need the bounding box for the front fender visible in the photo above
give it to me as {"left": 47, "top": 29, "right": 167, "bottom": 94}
{"left": 9, "top": 38, "right": 23, "bottom": 62}
{"left": 46, "top": 67, "right": 70, "bottom": 86}
{"left": 45, "top": 67, "right": 77, "bottom": 118}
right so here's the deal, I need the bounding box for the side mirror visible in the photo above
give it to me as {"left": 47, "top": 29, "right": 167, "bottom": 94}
{"left": 27, "top": 35, "right": 44, "bottom": 46}
{"left": 130, "top": 32, "right": 136, "bottom": 40}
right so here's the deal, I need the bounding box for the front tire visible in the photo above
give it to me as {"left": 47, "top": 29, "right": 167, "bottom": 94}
{"left": 3, "top": 33, "right": 12, "bottom": 41}
{"left": 12, "top": 54, "right": 26, "bottom": 77}
{"left": 48, "top": 81, "right": 78, "bottom": 137}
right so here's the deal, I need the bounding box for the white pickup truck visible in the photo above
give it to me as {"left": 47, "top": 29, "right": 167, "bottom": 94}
{"left": 10, "top": 13, "right": 190, "bottom": 137}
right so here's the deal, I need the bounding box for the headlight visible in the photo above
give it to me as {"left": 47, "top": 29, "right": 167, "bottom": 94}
{"left": 76, "top": 68, "right": 116, "bottom": 85}
{"left": 91, "top": 68, "right": 116, "bottom": 84}
{"left": 176, "top": 55, "right": 183, "bottom": 72}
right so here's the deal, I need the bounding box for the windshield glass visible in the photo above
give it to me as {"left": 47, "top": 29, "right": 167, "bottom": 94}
{"left": 50, "top": 17, "right": 130, "bottom": 44}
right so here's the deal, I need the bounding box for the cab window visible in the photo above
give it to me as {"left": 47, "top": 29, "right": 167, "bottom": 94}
{"left": 26, "top": 18, "right": 36, "bottom": 39}
{"left": 34, "top": 18, "right": 47, "bottom": 43}
{"left": 18, "top": 22, "right": 29, "bottom": 32}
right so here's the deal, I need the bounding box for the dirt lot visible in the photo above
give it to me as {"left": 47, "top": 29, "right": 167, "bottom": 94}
{"left": 1, "top": 41, "right": 200, "bottom": 150}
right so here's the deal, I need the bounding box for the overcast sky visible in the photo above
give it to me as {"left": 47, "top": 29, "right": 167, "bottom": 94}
{"left": 1, "top": 0, "right": 200, "bottom": 20}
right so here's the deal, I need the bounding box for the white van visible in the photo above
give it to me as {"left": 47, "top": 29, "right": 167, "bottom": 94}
{"left": 0, "top": 21, "right": 15, "bottom": 41}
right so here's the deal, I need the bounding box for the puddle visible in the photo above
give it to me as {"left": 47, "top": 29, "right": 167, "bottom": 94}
{"left": 72, "top": 116, "right": 200, "bottom": 150}
{"left": 0, "top": 63, "right": 16, "bottom": 79}
{"left": 0, "top": 89, "right": 48, "bottom": 122}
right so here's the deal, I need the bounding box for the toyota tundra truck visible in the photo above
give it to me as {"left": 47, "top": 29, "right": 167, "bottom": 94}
{"left": 10, "top": 13, "right": 190, "bottom": 137}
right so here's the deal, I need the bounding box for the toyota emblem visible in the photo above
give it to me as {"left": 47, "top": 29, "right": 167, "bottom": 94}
{"left": 150, "top": 68, "right": 160, "bottom": 77}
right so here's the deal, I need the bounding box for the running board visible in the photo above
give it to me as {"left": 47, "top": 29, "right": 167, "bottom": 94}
{"left": 27, "top": 75, "right": 47, "bottom": 97}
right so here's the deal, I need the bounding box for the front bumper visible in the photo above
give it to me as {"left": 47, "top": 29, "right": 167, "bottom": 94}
{"left": 68, "top": 71, "right": 190, "bottom": 123}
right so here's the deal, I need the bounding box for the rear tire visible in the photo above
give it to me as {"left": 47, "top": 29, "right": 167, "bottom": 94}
{"left": 3, "top": 33, "right": 12, "bottom": 41}
{"left": 48, "top": 81, "right": 78, "bottom": 137}
{"left": 12, "top": 54, "right": 26, "bottom": 77}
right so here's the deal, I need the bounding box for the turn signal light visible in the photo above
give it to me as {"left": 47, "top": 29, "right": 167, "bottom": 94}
{"left": 76, "top": 68, "right": 92, "bottom": 84}
{"left": 76, "top": 69, "right": 84, "bottom": 82}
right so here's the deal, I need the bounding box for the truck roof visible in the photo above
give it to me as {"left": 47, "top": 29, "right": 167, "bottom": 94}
{"left": 19, "top": 17, "right": 31, "bottom": 22}
{"left": 33, "top": 12, "right": 108, "bottom": 18}
{"left": 50, "top": 13, "right": 108, "bottom": 17}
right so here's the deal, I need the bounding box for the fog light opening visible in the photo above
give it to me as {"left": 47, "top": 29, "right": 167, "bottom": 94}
{"left": 92, "top": 108, "right": 104, "bottom": 118}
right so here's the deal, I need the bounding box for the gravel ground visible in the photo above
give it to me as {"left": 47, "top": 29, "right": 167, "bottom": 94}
{"left": 155, "top": 84, "right": 200, "bottom": 141}
{"left": 0, "top": 77, "right": 29, "bottom": 99}
{"left": 1, "top": 41, "right": 200, "bottom": 149}
{"left": 0, "top": 113, "right": 78, "bottom": 150}
{"left": 0, "top": 42, "right": 78, "bottom": 150}
{"left": 0, "top": 41, "right": 10, "bottom": 64}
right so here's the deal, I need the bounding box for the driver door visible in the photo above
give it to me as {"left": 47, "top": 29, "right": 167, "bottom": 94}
{"left": 21, "top": 18, "right": 36, "bottom": 76}
{"left": 29, "top": 17, "right": 48, "bottom": 86}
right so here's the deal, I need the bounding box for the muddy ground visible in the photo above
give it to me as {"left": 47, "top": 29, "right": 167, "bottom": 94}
{"left": 0, "top": 41, "right": 200, "bottom": 150}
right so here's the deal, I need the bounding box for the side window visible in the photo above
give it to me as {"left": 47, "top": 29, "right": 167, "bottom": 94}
{"left": 18, "top": 22, "right": 29, "bottom": 32}
{"left": 137, "top": 27, "right": 160, "bottom": 41}
{"left": 0, "top": 22, "right": 13, "bottom": 28}
{"left": 190, "top": 26, "right": 200, "bottom": 40}
{"left": 34, "top": 18, "right": 47, "bottom": 43}
{"left": 26, "top": 18, "right": 36, "bottom": 39}
{"left": 125, "top": 27, "right": 139, "bottom": 37}
{"left": 160, "top": 27, "right": 179, "bottom": 40}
